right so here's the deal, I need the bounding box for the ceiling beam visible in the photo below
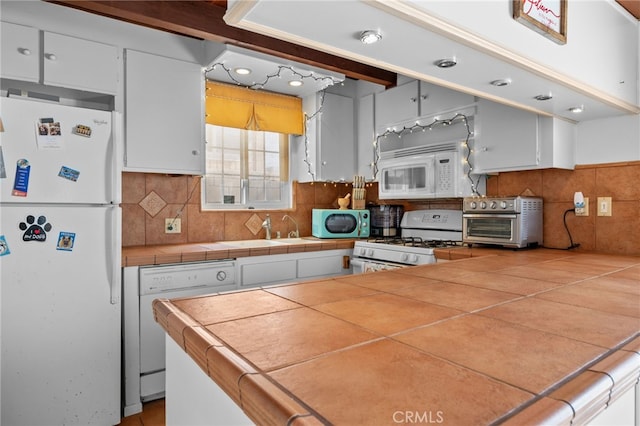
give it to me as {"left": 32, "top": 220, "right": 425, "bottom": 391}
{"left": 47, "top": 0, "right": 397, "bottom": 88}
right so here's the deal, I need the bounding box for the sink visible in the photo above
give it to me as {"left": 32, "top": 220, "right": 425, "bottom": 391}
{"left": 218, "top": 238, "right": 322, "bottom": 248}
{"left": 220, "top": 239, "right": 287, "bottom": 248}
{"left": 274, "top": 238, "right": 322, "bottom": 244}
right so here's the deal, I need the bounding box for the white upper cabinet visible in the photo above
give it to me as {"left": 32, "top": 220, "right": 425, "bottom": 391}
{"left": 1, "top": 22, "right": 39, "bottom": 82}
{"left": 1, "top": 21, "right": 118, "bottom": 94}
{"left": 124, "top": 50, "right": 204, "bottom": 175}
{"left": 419, "top": 81, "right": 475, "bottom": 118}
{"left": 374, "top": 80, "right": 419, "bottom": 131}
{"left": 318, "top": 92, "right": 355, "bottom": 181}
{"left": 43, "top": 32, "right": 118, "bottom": 94}
{"left": 474, "top": 99, "right": 575, "bottom": 173}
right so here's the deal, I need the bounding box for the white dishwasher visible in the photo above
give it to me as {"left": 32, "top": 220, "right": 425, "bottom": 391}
{"left": 137, "top": 260, "right": 236, "bottom": 404}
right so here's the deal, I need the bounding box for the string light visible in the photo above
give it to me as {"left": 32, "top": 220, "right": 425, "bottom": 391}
{"left": 373, "top": 113, "right": 482, "bottom": 196}
{"left": 205, "top": 62, "right": 340, "bottom": 91}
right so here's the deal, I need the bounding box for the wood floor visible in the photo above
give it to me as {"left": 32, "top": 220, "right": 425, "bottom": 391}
{"left": 118, "top": 399, "right": 165, "bottom": 426}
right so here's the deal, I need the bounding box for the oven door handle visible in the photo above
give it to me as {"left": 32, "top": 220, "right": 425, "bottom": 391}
{"left": 463, "top": 213, "right": 518, "bottom": 219}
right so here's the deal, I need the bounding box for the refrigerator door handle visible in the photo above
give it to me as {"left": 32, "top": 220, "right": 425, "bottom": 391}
{"left": 107, "top": 206, "right": 122, "bottom": 304}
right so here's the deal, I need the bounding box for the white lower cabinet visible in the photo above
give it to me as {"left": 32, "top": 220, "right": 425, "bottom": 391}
{"left": 237, "top": 249, "right": 353, "bottom": 288}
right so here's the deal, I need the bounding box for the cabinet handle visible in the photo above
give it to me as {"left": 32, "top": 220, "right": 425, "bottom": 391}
{"left": 18, "top": 48, "right": 31, "bottom": 56}
{"left": 410, "top": 97, "right": 417, "bottom": 103}
{"left": 44, "top": 53, "right": 57, "bottom": 61}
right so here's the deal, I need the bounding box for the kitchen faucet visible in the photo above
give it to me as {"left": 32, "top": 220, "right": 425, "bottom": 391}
{"left": 262, "top": 214, "right": 272, "bottom": 240}
{"left": 282, "top": 214, "right": 299, "bottom": 238}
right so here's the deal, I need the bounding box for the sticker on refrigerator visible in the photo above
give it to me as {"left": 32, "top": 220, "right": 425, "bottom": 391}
{"left": 11, "top": 159, "right": 30, "bottom": 197}
{"left": 0, "top": 145, "right": 6, "bottom": 178}
{"left": 36, "top": 118, "right": 63, "bottom": 149}
{"left": 19, "top": 215, "right": 52, "bottom": 242}
{"left": 72, "top": 124, "right": 92, "bottom": 137}
{"left": 58, "top": 166, "right": 80, "bottom": 182}
{"left": 0, "top": 235, "right": 10, "bottom": 256}
{"left": 56, "top": 232, "right": 76, "bottom": 251}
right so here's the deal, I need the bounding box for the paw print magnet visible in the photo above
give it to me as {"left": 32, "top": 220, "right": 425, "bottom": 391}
{"left": 19, "top": 215, "right": 52, "bottom": 242}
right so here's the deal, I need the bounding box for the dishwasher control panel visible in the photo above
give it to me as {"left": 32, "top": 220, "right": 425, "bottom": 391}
{"left": 139, "top": 260, "right": 236, "bottom": 295}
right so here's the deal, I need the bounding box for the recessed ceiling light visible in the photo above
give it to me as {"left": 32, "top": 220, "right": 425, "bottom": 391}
{"left": 534, "top": 93, "right": 553, "bottom": 101}
{"left": 288, "top": 80, "right": 303, "bottom": 87}
{"left": 568, "top": 105, "right": 584, "bottom": 113}
{"left": 490, "top": 78, "right": 512, "bottom": 87}
{"left": 360, "top": 30, "right": 382, "bottom": 45}
{"left": 434, "top": 58, "right": 457, "bottom": 68}
{"left": 234, "top": 67, "right": 251, "bottom": 75}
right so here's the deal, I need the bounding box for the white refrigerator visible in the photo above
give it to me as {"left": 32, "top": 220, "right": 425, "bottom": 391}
{"left": 0, "top": 97, "right": 121, "bottom": 425}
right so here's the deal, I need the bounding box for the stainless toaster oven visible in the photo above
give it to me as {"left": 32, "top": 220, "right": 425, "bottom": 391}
{"left": 462, "top": 196, "right": 543, "bottom": 248}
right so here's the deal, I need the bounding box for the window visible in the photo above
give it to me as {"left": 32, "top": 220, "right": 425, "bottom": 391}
{"left": 202, "top": 124, "right": 290, "bottom": 209}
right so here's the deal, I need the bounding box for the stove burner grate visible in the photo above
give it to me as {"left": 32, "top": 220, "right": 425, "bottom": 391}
{"left": 368, "top": 236, "right": 462, "bottom": 249}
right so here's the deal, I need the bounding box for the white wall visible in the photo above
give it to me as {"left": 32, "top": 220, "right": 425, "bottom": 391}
{"left": 576, "top": 115, "right": 640, "bottom": 164}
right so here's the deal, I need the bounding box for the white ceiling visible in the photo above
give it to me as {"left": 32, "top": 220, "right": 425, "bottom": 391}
{"left": 225, "top": 0, "right": 639, "bottom": 122}
{"left": 205, "top": 45, "right": 345, "bottom": 97}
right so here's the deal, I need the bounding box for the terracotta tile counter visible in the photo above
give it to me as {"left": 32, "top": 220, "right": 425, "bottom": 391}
{"left": 153, "top": 249, "right": 640, "bottom": 425}
{"left": 122, "top": 238, "right": 356, "bottom": 267}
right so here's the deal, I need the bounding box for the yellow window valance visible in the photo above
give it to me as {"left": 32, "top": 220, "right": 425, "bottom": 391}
{"left": 205, "top": 81, "right": 304, "bottom": 135}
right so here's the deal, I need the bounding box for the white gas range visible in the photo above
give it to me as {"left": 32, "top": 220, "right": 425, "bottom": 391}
{"left": 352, "top": 209, "right": 463, "bottom": 273}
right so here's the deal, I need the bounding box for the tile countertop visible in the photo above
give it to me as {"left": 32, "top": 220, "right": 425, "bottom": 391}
{"left": 121, "top": 238, "right": 356, "bottom": 267}
{"left": 153, "top": 249, "right": 640, "bottom": 425}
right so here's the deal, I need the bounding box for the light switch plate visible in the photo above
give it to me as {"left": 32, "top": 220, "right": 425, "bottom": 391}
{"left": 597, "top": 197, "right": 612, "bottom": 216}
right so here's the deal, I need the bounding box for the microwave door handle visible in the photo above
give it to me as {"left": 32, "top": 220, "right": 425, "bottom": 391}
{"left": 357, "top": 212, "right": 362, "bottom": 237}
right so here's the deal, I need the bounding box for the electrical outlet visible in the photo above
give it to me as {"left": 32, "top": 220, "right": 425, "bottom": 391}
{"left": 165, "top": 218, "right": 181, "bottom": 233}
{"left": 597, "top": 197, "right": 612, "bottom": 216}
{"left": 575, "top": 197, "right": 589, "bottom": 216}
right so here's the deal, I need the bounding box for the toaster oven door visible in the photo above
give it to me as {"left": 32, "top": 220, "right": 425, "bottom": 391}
{"left": 463, "top": 214, "right": 520, "bottom": 247}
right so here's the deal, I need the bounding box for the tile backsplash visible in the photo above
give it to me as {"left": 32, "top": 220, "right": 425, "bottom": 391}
{"left": 122, "top": 161, "right": 639, "bottom": 256}
{"left": 484, "top": 161, "right": 639, "bottom": 255}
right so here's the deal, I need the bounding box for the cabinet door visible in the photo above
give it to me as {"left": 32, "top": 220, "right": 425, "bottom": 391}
{"left": 357, "top": 93, "right": 376, "bottom": 179}
{"left": 419, "top": 81, "right": 474, "bottom": 118}
{"left": 125, "top": 50, "right": 204, "bottom": 175}
{"left": 474, "top": 99, "right": 539, "bottom": 173}
{"left": 43, "top": 32, "right": 118, "bottom": 94}
{"left": 318, "top": 92, "right": 354, "bottom": 181}
{"left": 375, "top": 80, "right": 419, "bottom": 130}
{"left": 239, "top": 258, "right": 297, "bottom": 287}
{"left": 1, "top": 22, "right": 39, "bottom": 82}
{"left": 298, "top": 253, "right": 350, "bottom": 279}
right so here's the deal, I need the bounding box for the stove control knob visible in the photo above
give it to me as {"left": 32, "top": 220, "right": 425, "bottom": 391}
{"left": 480, "top": 201, "right": 487, "bottom": 209}
{"left": 366, "top": 249, "right": 374, "bottom": 257}
{"left": 470, "top": 201, "right": 477, "bottom": 209}
{"left": 500, "top": 201, "right": 508, "bottom": 209}
{"left": 409, "top": 254, "right": 419, "bottom": 263}
{"left": 490, "top": 201, "right": 497, "bottom": 209}
{"left": 400, "top": 253, "right": 409, "bottom": 262}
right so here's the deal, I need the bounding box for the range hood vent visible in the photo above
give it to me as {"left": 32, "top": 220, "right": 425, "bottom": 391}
{"left": 380, "top": 142, "right": 461, "bottom": 160}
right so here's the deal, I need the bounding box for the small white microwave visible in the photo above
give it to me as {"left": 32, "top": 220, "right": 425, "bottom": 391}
{"left": 378, "top": 145, "right": 484, "bottom": 200}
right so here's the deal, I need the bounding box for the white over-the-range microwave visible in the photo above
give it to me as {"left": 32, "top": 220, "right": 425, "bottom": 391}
{"left": 378, "top": 143, "right": 485, "bottom": 200}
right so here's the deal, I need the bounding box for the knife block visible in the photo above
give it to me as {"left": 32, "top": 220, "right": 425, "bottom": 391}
{"left": 351, "top": 190, "right": 366, "bottom": 210}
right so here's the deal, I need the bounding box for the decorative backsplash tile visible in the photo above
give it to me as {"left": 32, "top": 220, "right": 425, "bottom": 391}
{"left": 138, "top": 190, "right": 167, "bottom": 217}
{"left": 245, "top": 214, "right": 265, "bottom": 236}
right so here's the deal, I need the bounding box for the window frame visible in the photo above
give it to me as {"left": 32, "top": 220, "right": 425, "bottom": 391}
{"left": 200, "top": 124, "right": 292, "bottom": 211}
